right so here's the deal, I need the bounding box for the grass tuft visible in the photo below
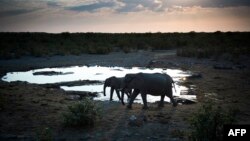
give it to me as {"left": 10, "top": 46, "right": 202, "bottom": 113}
{"left": 189, "top": 101, "right": 238, "bottom": 141}
{"left": 62, "top": 98, "right": 102, "bottom": 127}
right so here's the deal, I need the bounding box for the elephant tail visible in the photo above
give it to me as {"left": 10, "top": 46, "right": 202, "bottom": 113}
{"left": 172, "top": 80, "right": 176, "bottom": 93}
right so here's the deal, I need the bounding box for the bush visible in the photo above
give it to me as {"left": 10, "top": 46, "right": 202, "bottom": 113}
{"left": 0, "top": 94, "right": 4, "bottom": 110}
{"left": 0, "top": 32, "right": 249, "bottom": 59}
{"left": 122, "top": 46, "right": 132, "bottom": 53}
{"left": 63, "top": 98, "right": 102, "bottom": 127}
{"left": 86, "top": 46, "right": 112, "bottom": 54}
{"left": 36, "top": 127, "right": 53, "bottom": 141}
{"left": 189, "top": 102, "right": 237, "bottom": 141}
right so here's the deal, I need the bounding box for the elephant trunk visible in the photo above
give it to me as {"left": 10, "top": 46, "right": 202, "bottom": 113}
{"left": 103, "top": 82, "right": 107, "bottom": 96}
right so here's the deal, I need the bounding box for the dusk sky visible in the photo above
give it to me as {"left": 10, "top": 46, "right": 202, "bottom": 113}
{"left": 0, "top": 0, "right": 250, "bottom": 33}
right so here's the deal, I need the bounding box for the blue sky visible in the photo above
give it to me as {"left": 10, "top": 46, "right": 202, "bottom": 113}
{"left": 0, "top": 0, "right": 250, "bottom": 32}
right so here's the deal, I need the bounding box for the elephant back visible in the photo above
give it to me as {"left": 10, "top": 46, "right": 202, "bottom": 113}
{"left": 139, "top": 73, "right": 170, "bottom": 92}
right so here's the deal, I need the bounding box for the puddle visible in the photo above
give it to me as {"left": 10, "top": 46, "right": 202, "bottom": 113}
{"left": 2, "top": 65, "right": 196, "bottom": 104}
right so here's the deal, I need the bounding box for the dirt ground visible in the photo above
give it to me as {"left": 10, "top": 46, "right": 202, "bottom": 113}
{"left": 0, "top": 50, "right": 250, "bottom": 141}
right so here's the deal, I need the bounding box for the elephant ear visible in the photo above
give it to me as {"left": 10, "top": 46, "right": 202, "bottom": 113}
{"left": 106, "top": 77, "right": 113, "bottom": 85}
{"left": 127, "top": 73, "right": 143, "bottom": 86}
{"left": 125, "top": 74, "right": 136, "bottom": 83}
{"left": 111, "top": 77, "right": 120, "bottom": 85}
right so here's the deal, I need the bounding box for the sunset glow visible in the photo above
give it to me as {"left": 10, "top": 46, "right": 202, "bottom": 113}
{"left": 0, "top": 0, "right": 249, "bottom": 32}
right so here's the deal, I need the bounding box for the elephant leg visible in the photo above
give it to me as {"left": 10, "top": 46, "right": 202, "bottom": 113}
{"left": 166, "top": 87, "right": 177, "bottom": 107}
{"left": 126, "top": 92, "right": 131, "bottom": 102}
{"left": 115, "top": 89, "right": 121, "bottom": 100}
{"left": 158, "top": 95, "right": 165, "bottom": 107}
{"left": 121, "top": 89, "right": 125, "bottom": 105}
{"left": 125, "top": 93, "right": 130, "bottom": 99}
{"left": 110, "top": 87, "right": 114, "bottom": 101}
{"left": 170, "top": 96, "right": 177, "bottom": 107}
{"left": 127, "top": 89, "right": 140, "bottom": 109}
{"left": 141, "top": 92, "right": 148, "bottom": 110}
{"left": 125, "top": 89, "right": 132, "bottom": 104}
{"left": 127, "top": 89, "right": 132, "bottom": 98}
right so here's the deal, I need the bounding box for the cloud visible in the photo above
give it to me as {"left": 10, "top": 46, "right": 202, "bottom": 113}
{"left": 3, "top": 5, "right": 249, "bottom": 33}
{"left": 47, "top": 1, "right": 60, "bottom": 7}
{"left": 0, "top": 0, "right": 249, "bottom": 32}
{"left": 0, "top": 0, "right": 45, "bottom": 18}
{"left": 66, "top": 1, "right": 115, "bottom": 12}
{"left": 200, "top": 0, "right": 250, "bottom": 8}
{"left": 0, "top": 9, "right": 37, "bottom": 17}
{"left": 116, "top": 0, "right": 163, "bottom": 12}
{"left": 1, "top": 0, "right": 250, "bottom": 16}
{"left": 79, "top": 0, "right": 250, "bottom": 13}
{"left": 160, "top": 0, "right": 250, "bottom": 8}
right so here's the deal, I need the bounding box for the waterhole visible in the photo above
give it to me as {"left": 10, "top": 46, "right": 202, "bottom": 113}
{"left": 2, "top": 65, "right": 196, "bottom": 104}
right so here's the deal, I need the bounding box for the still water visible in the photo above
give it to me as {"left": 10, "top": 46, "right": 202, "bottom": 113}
{"left": 2, "top": 66, "right": 196, "bottom": 103}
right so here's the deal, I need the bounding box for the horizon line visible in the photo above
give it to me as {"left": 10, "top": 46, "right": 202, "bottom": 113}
{"left": 1, "top": 31, "right": 250, "bottom": 34}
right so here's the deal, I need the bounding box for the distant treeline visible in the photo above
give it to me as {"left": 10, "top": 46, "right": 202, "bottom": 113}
{"left": 0, "top": 32, "right": 249, "bottom": 59}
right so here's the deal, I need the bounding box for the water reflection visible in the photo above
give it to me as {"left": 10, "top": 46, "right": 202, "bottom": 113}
{"left": 60, "top": 84, "right": 196, "bottom": 104}
{"left": 2, "top": 65, "right": 196, "bottom": 103}
{"left": 2, "top": 66, "right": 190, "bottom": 83}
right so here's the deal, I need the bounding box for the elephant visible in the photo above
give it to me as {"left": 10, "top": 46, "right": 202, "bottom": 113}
{"left": 121, "top": 73, "right": 177, "bottom": 109}
{"left": 103, "top": 76, "right": 131, "bottom": 102}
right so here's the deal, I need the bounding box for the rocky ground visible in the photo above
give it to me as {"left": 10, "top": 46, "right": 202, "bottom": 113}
{"left": 0, "top": 50, "right": 250, "bottom": 141}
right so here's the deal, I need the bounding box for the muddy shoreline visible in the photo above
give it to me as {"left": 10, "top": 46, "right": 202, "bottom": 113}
{"left": 1, "top": 50, "right": 250, "bottom": 141}
{"left": 0, "top": 51, "right": 154, "bottom": 76}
